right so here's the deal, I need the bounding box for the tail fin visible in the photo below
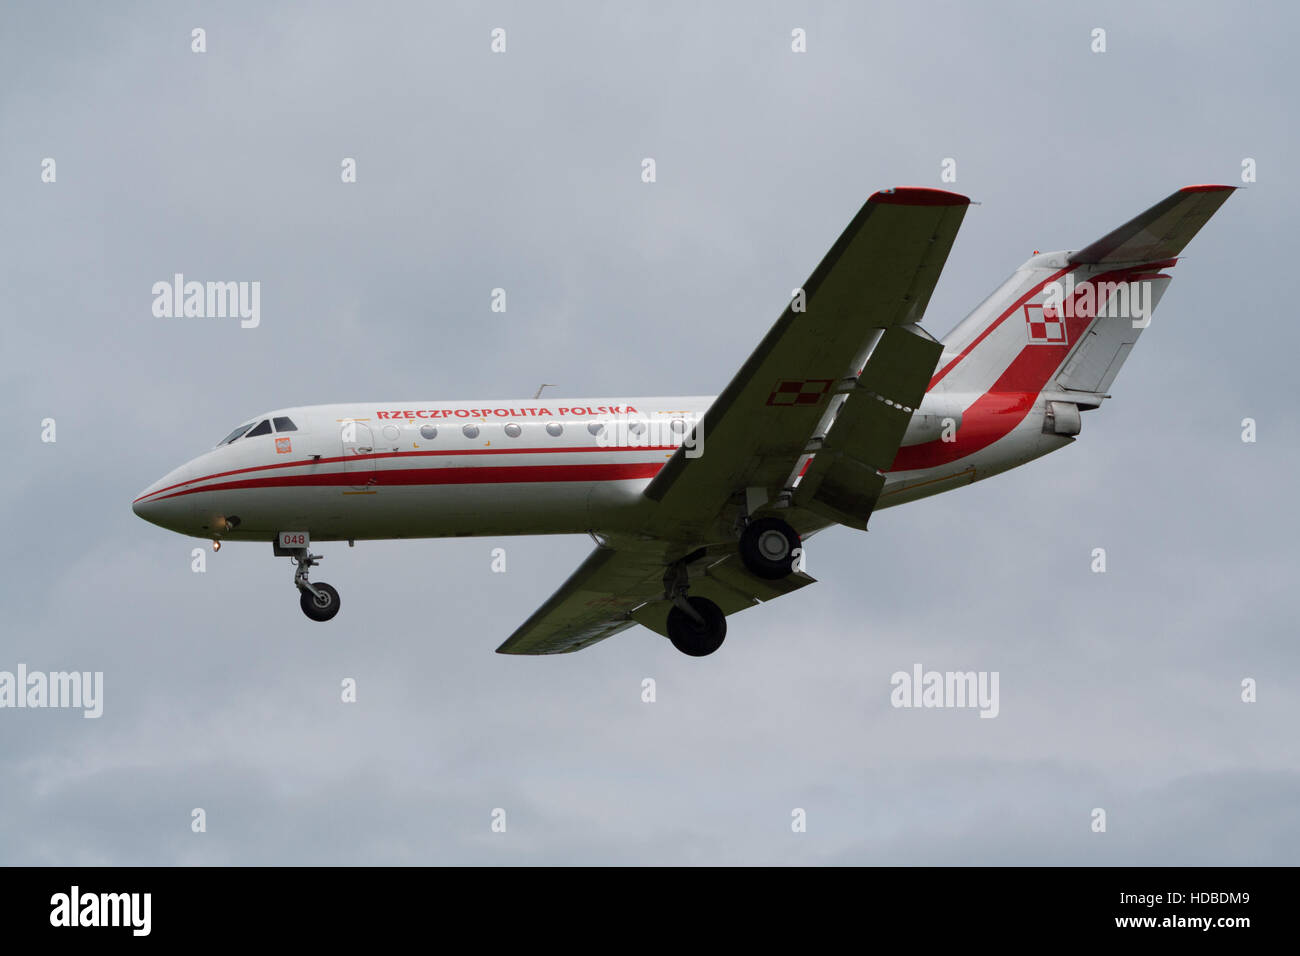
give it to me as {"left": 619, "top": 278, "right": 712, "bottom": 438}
{"left": 930, "top": 185, "right": 1235, "bottom": 401}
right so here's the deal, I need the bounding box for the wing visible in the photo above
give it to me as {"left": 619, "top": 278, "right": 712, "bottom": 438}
{"left": 643, "top": 187, "right": 970, "bottom": 541}
{"left": 501, "top": 187, "right": 970, "bottom": 654}
{"left": 495, "top": 545, "right": 662, "bottom": 655}
{"left": 495, "top": 542, "right": 816, "bottom": 655}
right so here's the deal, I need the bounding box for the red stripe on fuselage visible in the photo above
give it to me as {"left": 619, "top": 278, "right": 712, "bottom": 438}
{"left": 153, "top": 461, "right": 666, "bottom": 502}
{"left": 135, "top": 444, "right": 678, "bottom": 504}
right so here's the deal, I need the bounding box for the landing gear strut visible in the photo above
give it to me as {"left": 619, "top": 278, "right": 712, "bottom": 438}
{"left": 663, "top": 560, "right": 726, "bottom": 656}
{"left": 291, "top": 549, "right": 340, "bottom": 622}
{"left": 738, "top": 516, "right": 801, "bottom": 580}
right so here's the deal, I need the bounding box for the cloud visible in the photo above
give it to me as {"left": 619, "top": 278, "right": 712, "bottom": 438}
{"left": 1, "top": 0, "right": 1296, "bottom": 865}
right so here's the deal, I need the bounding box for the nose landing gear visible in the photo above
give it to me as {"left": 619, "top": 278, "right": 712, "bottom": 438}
{"left": 290, "top": 549, "right": 340, "bottom": 622}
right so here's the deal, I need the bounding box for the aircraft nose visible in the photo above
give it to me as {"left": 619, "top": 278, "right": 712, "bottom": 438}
{"left": 132, "top": 481, "right": 168, "bottom": 524}
{"left": 131, "top": 493, "right": 160, "bottom": 521}
{"left": 132, "top": 464, "right": 195, "bottom": 529}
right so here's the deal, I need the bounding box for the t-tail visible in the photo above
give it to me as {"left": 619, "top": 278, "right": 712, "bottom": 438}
{"left": 886, "top": 184, "right": 1235, "bottom": 488}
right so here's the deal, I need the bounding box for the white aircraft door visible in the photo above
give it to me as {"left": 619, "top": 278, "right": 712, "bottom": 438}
{"left": 341, "top": 422, "right": 377, "bottom": 489}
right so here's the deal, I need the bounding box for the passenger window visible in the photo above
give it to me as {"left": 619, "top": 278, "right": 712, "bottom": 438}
{"left": 462, "top": 425, "right": 480, "bottom": 439}
{"left": 419, "top": 425, "right": 437, "bottom": 440}
{"left": 245, "top": 419, "right": 272, "bottom": 437}
{"left": 273, "top": 417, "right": 297, "bottom": 432}
{"left": 504, "top": 423, "right": 522, "bottom": 438}
{"left": 546, "top": 422, "right": 563, "bottom": 437}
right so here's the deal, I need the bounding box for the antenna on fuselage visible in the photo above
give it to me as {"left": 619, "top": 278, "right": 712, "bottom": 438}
{"left": 533, "top": 384, "right": 557, "bottom": 399}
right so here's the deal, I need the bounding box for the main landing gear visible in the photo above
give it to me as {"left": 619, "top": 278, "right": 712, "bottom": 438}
{"left": 664, "top": 560, "right": 726, "bottom": 657}
{"left": 660, "top": 515, "right": 801, "bottom": 657}
{"left": 667, "top": 595, "right": 726, "bottom": 657}
{"left": 738, "top": 516, "right": 802, "bottom": 580}
{"left": 291, "top": 549, "right": 340, "bottom": 622}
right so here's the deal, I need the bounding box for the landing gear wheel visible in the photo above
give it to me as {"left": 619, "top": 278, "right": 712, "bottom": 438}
{"left": 739, "top": 516, "right": 801, "bottom": 580}
{"left": 299, "top": 582, "right": 340, "bottom": 622}
{"left": 667, "top": 596, "right": 726, "bottom": 657}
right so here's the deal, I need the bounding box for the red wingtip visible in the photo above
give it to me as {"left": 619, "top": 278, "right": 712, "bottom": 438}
{"left": 869, "top": 187, "right": 971, "bottom": 207}
{"left": 1180, "top": 184, "right": 1236, "bottom": 193}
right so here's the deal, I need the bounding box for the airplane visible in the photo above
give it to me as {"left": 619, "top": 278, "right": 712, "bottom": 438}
{"left": 133, "top": 184, "right": 1235, "bottom": 657}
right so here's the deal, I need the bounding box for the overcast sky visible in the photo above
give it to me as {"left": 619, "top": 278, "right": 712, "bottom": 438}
{"left": 2, "top": 0, "right": 1297, "bottom": 865}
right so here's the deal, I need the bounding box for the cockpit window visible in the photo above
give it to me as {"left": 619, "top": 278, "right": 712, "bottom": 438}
{"left": 245, "top": 419, "right": 272, "bottom": 438}
{"left": 272, "top": 416, "right": 297, "bottom": 432}
{"left": 219, "top": 423, "right": 254, "bottom": 445}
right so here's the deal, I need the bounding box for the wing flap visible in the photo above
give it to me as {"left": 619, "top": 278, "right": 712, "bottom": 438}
{"left": 795, "top": 323, "right": 944, "bottom": 529}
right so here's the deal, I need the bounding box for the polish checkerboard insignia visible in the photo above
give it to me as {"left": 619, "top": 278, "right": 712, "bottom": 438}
{"left": 1024, "top": 303, "right": 1067, "bottom": 344}
{"left": 766, "top": 379, "right": 833, "bottom": 406}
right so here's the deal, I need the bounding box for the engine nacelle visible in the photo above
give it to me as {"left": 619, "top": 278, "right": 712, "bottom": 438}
{"left": 1045, "top": 400, "right": 1082, "bottom": 436}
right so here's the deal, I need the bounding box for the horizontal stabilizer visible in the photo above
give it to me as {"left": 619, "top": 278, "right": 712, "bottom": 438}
{"left": 1069, "top": 185, "right": 1235, "bottom": 265}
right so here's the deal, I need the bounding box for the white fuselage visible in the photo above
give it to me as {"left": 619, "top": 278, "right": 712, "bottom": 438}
{"left": 132, "top": 390, "right": 1068, "bottom": 544}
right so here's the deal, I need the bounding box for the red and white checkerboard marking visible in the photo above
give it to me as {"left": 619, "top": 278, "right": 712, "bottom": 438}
{"left": 1023, "top": 303, "right": 1067, "bottom": 344}
{"left": 766, "top": 379, "right": 833, "bottom": 407}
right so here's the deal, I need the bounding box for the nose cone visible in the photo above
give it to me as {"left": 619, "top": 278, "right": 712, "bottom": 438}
{"left": 131, "top": 492, "right": 161, "bottom": 523}
{"left": 133, "top": 464, "right": 196, "bottom": 532}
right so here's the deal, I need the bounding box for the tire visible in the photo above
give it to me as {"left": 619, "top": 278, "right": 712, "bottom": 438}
{"left": 666, "top": 596, "right": 726, "bottom": 657}
{"left": 299, "top": 582, "right": 341, "bottom": 622}
{"left": 739, "top": 517, "right": 801, "bottom": 580}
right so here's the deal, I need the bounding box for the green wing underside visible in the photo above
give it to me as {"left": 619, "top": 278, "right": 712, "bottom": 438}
{"left": 499, "top": 190, "right": 969, "bottom": 654}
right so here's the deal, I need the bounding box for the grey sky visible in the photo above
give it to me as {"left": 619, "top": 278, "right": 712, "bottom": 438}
{"left": 1, "top": 0, "right": 1296, "bottom": 864}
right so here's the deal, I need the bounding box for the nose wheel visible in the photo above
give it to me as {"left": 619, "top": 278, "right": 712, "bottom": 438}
{"left": 290, "top": 549, "right": 341, "bottom": 622}
{"left": 300, "top": 582, "right": 340, "bottom": 621}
